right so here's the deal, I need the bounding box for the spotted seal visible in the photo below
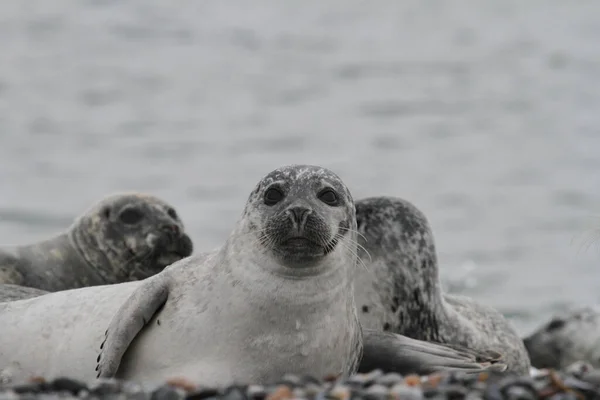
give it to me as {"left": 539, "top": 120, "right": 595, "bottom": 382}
{"left": 0, "top": 193, "right": 194, "bottom": 291}
{"left": 523, "top": 306, "right": 600, "bottom": 370}
{"left": 0, "top": 166, "right": 504, "bottom": 388}
{"left": 353, "top": 196, "right": 530, "bottom": 375}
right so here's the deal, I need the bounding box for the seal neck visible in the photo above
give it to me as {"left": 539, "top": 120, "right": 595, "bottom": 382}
{"left": 222, "top": 232, "right": 356, "bottom": 307}
{"left": 68, "top": 222, "right": 116, "bottom": 284}
{"left": 391, "top": 249, "right": 450, "bottom": 343}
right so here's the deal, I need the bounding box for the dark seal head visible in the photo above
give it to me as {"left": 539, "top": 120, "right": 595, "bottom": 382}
{"left": 0, "top": 193, "right": 194, "bottom": 292}
{"left": 234, "top": 164, "right": 357, "bottom": 278}
{"left": 524, "top": 306, "right": 600, "bottom": 370}
{"left": 70, "top": 193, "right": 194, "bottom": 282}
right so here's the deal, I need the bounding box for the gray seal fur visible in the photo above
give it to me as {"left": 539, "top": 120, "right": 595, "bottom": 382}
{"left": 0, "top": 166, "right": 505, "bottom": 388}
{"left": 0, "top": 165, "right": 362, "bottom": 388}
{"left": 0, "top": 284, "right": 48, "bottom": 302}
{"left": 353, "top": 196, "right": 530, "bottom": 375}
{"left": 523, "top": 306, "right": 600, "bottom": 370}
{"left": 0, "top": 193, "right": 194, "bottom": 291}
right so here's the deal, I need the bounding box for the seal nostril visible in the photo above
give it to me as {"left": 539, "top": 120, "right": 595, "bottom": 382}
{"left": 161, "top": 224, "right": 180, "bottom": 240}
{"left": 288, "top": 207, "right": 310, "bottom": 225}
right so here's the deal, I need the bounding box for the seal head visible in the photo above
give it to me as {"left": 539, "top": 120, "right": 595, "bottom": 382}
{"left": 238, "top": 165, "right": 356, "bottom": 277}
{"left": 523, "top": 306, "right": 600, "bottom": 369}
{"left": 70, "top": 193, "right": 194, "bottom": 282}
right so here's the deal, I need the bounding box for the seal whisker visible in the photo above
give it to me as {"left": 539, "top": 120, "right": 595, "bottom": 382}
{"left": 337, "top": 228, "right": 372, "bottom": 262}
{"left": 338, "top": 226, "right": 369, "bottom": 243}
{"left": 332, "top": 233, "right": 369, "bottom": 272}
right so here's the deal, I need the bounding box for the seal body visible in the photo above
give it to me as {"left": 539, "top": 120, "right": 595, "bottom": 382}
{"left": 0, "top": 193, "right": 194, "bottom": 291}
{"left": 523, "top": 306, "right": 600, "bottom": 370}
{"left": 0, "top": 165, "right": 362, "bottom": 389}
{"left": 354, "top": 196, "right": 531, "bottom": 375}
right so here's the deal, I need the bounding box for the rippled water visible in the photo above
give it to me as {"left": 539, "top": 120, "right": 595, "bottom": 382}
{"left": 0, "top": 0, "right": 599, "bottom": 335}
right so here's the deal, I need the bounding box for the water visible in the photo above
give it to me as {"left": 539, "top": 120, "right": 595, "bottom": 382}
{"left": 0, "top": 0, "right": 599, "bottom": 335}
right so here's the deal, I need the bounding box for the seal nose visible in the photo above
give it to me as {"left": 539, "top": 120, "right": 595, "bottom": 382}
{"left": 287, "top": 206, "right": 311, "bottom": 228}
{"left": 161, "top": 224, "right": 181, "bottom": 242}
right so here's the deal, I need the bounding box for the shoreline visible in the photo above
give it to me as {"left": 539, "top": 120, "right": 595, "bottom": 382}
{"left": 1, "top": 366, "right": 598, "bottom": 400}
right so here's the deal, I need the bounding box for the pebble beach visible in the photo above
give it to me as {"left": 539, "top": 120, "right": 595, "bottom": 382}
{"left": 2, "top": 367, "right": 600, "bottom": 400}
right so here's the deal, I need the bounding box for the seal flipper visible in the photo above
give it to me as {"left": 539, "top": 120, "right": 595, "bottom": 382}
{"left": 95, "top": 278, "right": 169, "bottom": 378}
{"left": 359, "top": 330, "right": 507, "bottom": 375}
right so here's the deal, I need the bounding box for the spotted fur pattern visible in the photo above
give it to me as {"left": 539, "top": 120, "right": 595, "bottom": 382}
{"left": 354, "top": 196, "right": 530, "bottom": 375}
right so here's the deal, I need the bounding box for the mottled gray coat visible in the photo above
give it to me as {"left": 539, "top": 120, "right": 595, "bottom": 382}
{"left": 354, "top": 196, "right": 530, "bottom": 375}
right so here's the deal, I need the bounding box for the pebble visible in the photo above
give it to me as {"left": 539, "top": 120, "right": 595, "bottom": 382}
{"left": 3, "top": 367, "right": 600, "bottom": 400}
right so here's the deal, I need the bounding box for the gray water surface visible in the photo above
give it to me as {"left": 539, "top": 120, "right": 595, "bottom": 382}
{"left": 0, "top": 0, "right": 599, "bottom": 334}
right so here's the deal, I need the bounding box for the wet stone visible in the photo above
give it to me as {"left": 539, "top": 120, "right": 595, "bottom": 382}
{"left": 151, "top": 385, "right": 185, "bottom": 400}
{"left": 374, "top": 373, "right": 403, "bottom": 387}
{"left": 49, "top": 378, "right": 89, "bottom": 396}
{"left": 245, "top": 385, "right": 266, "bottom": 400}
{"left": 503, "top": 385, "right": 537, "bottom": 400}
{"left": 221, "top": 387, "right": 247, "bottom": 400}
{"left": 389, "top": 385, "right": 423, "bottom": 400}
{"left": 186, "top": 389, "right": 220, "bottom": 400}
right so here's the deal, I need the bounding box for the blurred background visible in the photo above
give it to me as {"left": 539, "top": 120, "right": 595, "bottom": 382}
{"left": 0, "top": 0, "right": 599, "bottom": 335}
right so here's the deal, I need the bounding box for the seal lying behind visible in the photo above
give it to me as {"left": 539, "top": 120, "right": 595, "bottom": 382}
{"left": 0, "top": 284, "right": 48, "bottom": 302}
{"left": 0, "top": 165, "right": 505, "bottom": 389}
{"left": 353, "top": 196, "right": 531, "bottom": 375}
{"left": 0, "top": 193, "right": 194, "bottom": 291}
{"left": 523, "top": 305, "right": 600, "bottom": 370}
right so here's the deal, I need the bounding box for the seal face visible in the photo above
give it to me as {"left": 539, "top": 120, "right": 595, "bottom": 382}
{"left": 353, "top": 196, "right": 531, "bottom": 375}
{"left": 0, "top": 193, "right": 194, "bottom": 291}
{"left": 73, "top": 193, "right": 194, "bottom": 281}
{"left": 523, "top": 306, "right": 600, "bottom": 369}
{"left": 242, "top": 166, "right": 354, "bottom": 270}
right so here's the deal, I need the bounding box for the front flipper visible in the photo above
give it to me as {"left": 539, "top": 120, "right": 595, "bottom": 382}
{"left": 95, "top": 278, "right": 169, "bottom": 378}
{"left": 359, "top": 329, "right": 507, "bottom": 375}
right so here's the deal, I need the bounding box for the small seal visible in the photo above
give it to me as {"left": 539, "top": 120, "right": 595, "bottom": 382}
{"left": 0, "top": 284, "right": 48, "bottom": 302}
{"left": 523, "top": 306, "right": 600, "bottom": 370}
{"left": 0, "top": 193, "right": 194, "bottom": 291}
{"left": 0, "top": 166, "right": 503, "bottom": 388}
{"left": 354, "top": 196, "right": 531, "bottom": 375}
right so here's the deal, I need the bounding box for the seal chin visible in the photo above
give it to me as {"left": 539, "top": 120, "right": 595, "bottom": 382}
{"left": 271, "top": 233, "right": 340, "bottom": 268}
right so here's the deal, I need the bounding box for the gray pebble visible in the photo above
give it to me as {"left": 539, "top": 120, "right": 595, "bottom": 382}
{"left": 374, "top": 373, "right": 403, "bottom": 387}
{"left": 150, "top": 386, "right": 185, "bottom": 400}
{"left": 503, "top": 385, "right": 537, "bottom": 400}
{"left": 389, "top": 384, "right": 423, "bottom": 400}
{"left": 245, "top": 385, "right": 265, "bottom": 400}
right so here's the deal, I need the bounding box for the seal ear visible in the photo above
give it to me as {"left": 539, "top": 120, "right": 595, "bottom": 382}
{"left": 101, "top": 206, "right": 111, "bottom": 219}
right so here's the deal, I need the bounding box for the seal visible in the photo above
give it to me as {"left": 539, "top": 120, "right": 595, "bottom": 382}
{"left": 0, "top": 284, "right": 48, "bottom": 302}
{"left": 523, "top": 306, "right": 600, "bottom": 370}
{"left": 0, "top": 193, "right": 194, "bottom": 291}
{"left": 353, "top": 196, "right": 531, "bottom": 375}
{"left": 0, "top": 166, "right": 504, "bottom": 388}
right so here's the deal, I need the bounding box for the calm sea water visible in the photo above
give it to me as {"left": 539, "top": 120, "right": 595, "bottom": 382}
{"left": 0, "top": 0, "right": 599, "bottom": 335}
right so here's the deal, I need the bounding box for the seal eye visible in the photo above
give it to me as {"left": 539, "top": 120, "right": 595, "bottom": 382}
{"left": 318, "top": 189, "right": 339, "bottom": 206}
{"left": 264, "top": 187, "right": 284, "bottom": 206}
{"left": 119, "top": 208, "right": 144, "bottom": 225}
{"left": 546, "top": 318, "right": 565, "bottom": 332}
{"left": 167, "top": 208, "right": 178, "bottom": 220}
